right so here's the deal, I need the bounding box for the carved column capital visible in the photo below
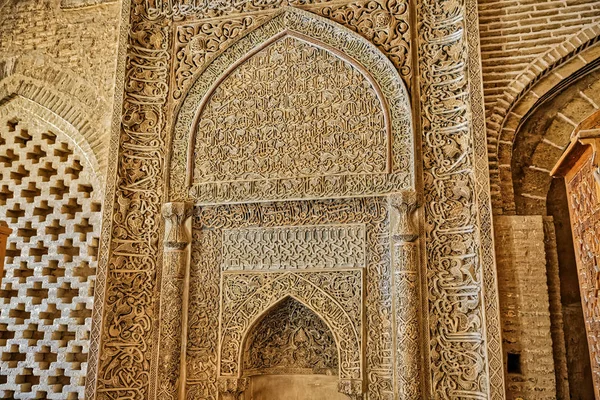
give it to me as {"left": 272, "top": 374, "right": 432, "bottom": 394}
{"left": 217, "top": 377, "right": 248, "bottom": 400}
{"left": 162, "top": 202, "right": 193, "bottom": 250}
{"left": 338, "top": 378, "right": 364, "bottom": 400}
{"left": 389, "top": 191, "right": 419, "bottom": 242}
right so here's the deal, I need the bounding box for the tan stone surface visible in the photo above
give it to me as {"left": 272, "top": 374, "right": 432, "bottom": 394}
{"left": 0, "top": 107, "right": 102, "bottom": 399}
{"left": 494, "top": 215, "right": 557, "bottom": 400}
{"left": 2, "top": 0, "right": 600, "bottom": 397}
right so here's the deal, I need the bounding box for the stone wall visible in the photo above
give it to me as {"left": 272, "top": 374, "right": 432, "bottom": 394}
{"left": 0, "top": 0, "right": 120, "bottom": 398}
{"left": 494, "top": 215, "right": 557, "bottom": 399}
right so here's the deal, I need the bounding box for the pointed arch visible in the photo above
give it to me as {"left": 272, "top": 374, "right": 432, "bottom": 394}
{"left": 240, "top": 295, "right": 340, "bottom": 376}
{"left": 0, "top": 55, "right": 110, "bottom": 182}
{"left": 169, "top": 7, "right": 413, "bottom": 204}
{"left": 219, "top": 271, "right": 362, "bottom": 381}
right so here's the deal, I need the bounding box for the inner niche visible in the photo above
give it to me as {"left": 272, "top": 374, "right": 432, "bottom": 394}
{"left": 243, "top": 297, "right": 346, "bottom": 400}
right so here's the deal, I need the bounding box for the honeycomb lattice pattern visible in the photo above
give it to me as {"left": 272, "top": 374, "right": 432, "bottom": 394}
{"left": 0, "top": 115, "right": 101, "bottom": 399}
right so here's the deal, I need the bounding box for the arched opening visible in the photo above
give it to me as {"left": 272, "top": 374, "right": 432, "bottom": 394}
{"left": 500, "top": 64, "right": 600, "bottom": 399}
{"left": 241, "top": 296, "right": 346, "bottom": 400}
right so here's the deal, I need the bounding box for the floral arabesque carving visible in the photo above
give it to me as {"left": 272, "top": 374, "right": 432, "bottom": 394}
{"left": 193, "top": 34, "right": 389, "bottom": 184}
{"left": 89, "top": 1, "right": 172, "bottom": 398}
{"left": 222, "top": 224, "right": 366, "bottom": 271}
{"left": 243, "top": 296, "right": 339, "bottom": 375}
{"left": 171, "top": 0, "right": 411, "bottom": 103}
{"left": 157, "top": 202, "right": 193, "bottom": 400}
{"left": 220, "top": 270, "right": 363, "bottom": 380}
{"left": 567, "top": 155, "right": 600, "bottom": 397}
{"left": 417, "top": 0, "right": 505, "bottom": 394}
{"left": 388, "top": 192, "right": 422, "bottom": 399}
{"left": 91, "top": 0, "right": 506, "bottom": 397}
{"left": 170, "top": 7, "right": 413, "bottom": 204}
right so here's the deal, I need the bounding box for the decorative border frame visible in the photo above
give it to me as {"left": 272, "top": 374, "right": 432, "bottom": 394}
{"left": 88, "top": 0, "right": 507, "bottom": 397}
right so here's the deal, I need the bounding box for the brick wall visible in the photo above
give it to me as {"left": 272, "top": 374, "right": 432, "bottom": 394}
{"left": 0, "top": 1, "right": 119, "bottom": 398}
{"left": 478, "top": 0, "right": 600, "bottom": 119}
{"left": 494, "top": 215, "right": 557, "bottom": 399}
{"left": 0, "top": 0, "right": 120, "bottom": 112}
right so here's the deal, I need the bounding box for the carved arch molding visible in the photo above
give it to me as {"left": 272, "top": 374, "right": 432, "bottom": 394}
{"left": 90, "top": 2, "right": 504, "bottom": 400}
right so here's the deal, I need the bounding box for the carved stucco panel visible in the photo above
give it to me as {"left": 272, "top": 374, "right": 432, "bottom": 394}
{"left": 220, "top": 270, "right": 363, "bottom": 379}
{"left": 222, "top": 224, "right": 366, "bottom": 270}
{"left": 243, "top": 296, "right": 339, "bottom": 376}
{"left": 193, "top": 35, "right": 389, "bottom": 183}
{"left": 187, "top": 197, "right": 395, "bottom": 399}
{"left": 567, "top": 156, "right": 600, "bottom": 397}
{"left": 170, "top": 8, "right": 413, "bottom": 204}
{"left": 90, "top": 1, "right": 172, "bottom": 398}
{"left": 90, "top": 0, "right": 506, "bottom": 397}
{"left": 417, "top": 0, "right": 505, "bottom": 394}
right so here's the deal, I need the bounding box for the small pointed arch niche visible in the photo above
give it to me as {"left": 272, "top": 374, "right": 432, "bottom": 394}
{"left": 241, "top": 296, "right": 348, "bottom": 400}
{"left": 170, "top": 7, "right": 414, "bottom": 204}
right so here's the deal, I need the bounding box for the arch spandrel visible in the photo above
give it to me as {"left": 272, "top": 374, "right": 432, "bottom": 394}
{"left": 170, "top": 7, "right": 413, "bottom": 205}
{"left": 241, "top": 296, "right": 339, "bottom": 376}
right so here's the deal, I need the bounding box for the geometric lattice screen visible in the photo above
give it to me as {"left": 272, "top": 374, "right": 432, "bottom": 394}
{"left": 0, "top": 113, "right": 101, "bottom": 399}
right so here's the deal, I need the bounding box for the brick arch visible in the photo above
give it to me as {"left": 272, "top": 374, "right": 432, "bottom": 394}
{"left": 0, "top": 98, "right": 103, "bottom": 400}
{"left": 487, "top": 26, "right": 600, "bottom": 213}
{"left": 0, "top": 55, "right": 109, "bottom": 181}
{"left": 510, "top": 67, "right": 600, "bottom": 215}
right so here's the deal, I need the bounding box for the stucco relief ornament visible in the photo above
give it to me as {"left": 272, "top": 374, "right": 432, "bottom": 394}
{"left": 217, "top": 377, "right": 248, "bottom": 400}
{"left": 162, "top": 202, "right": 193, "bottom": 250}
{"left": 338, "top": 378, "right": 364, "bottom": 400}
{"left": 389, "top": 191, "right": 418, "bottom": 242}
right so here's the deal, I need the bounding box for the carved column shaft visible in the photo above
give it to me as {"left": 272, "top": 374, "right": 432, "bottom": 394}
{"left": 389, "top": 192, "right": 422, "bottom": 400}
{"left": 158, "top": 202, "right": 193, "bottom": 400}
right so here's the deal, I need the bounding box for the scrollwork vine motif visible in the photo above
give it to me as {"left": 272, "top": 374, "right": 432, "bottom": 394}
{"left": 187, "top": 198, "right": 394, "bottom": 399}
{"left": 93, "top": 1, "right": 172, "bottom": 399}
{"left": 417, "top": 0, "right": 490, "bottom": 396}
{"left": 170, "top": 0, "right": 411, "bottom": 105}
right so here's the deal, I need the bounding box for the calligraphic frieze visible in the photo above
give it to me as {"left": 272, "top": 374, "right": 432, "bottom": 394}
{"left": 222, "top": 224, "right": 366, "bottom": 270}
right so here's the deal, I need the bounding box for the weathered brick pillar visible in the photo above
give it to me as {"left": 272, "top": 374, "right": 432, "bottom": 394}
{"left": 494, "top": 216, "right": 557, "bottom": 399}
{"left": 157, "top": 202, "right": 193, "bottom": 400}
